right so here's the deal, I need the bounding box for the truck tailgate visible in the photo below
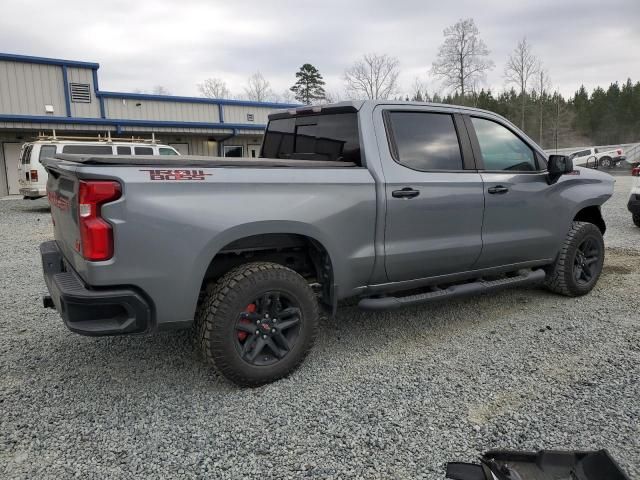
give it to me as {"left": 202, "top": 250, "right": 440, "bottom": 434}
{"left": 45, "top": 165, "right": 83, "bottom": 271}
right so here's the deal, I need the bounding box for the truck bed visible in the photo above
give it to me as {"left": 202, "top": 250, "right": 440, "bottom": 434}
{"left": 50, "top": 154, "right": 358, "bottom": 168}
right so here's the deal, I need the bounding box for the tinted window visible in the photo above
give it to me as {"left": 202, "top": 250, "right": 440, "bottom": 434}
{"left": 134, "top": 147, "right": 153, "bottom": 155}
{"left": 471, "top": 117, "right": 536, "bottom": 171}
{"left": 387, "top": 112, "right": 463, "bottom": 171}
{"left": 262, "top": 113, "right": 361, "bottom": 165}
{"left": 159, "top": 147, "right": 178, "bottom": 156}
{"left": 116, "top": 146, "right": 131, "bottom": 155}
{"left": 39, "top": 145, "right": 57, "bottom": 162}
{"left": 224, "top": 146, "right": 243, "bottom": 157}
{"left": 62, "top": 145, "right": 113, "bottom": 154}
{"left": 21, "top": 145, "right": 33, "bottom": 164}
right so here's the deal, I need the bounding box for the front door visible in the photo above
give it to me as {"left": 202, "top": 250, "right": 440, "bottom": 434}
{"left": 378, "top": 108, "right": 484, "bottom": 282}
{"left": 3, "top": 143, "right": 22, "bottom": 195}
{"left": 247, "top": 144, "right": 261, "bottom": 158}
{"left": 466, "top": 115, "right": 558, "bottom": 268}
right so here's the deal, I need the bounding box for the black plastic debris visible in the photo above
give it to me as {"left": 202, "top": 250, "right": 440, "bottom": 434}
{"left": 446, "top": 449, "right": 631, "bottom": 480}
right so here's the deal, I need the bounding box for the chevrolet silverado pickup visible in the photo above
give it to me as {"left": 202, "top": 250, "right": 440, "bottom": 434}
{"left": 40, "top": 100, "right": 614, "bottom": 386}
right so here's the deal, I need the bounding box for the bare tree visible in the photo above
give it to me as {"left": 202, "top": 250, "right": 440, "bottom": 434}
{"left": 243, "top": 71, "right": 275, "bottom": 102}
{"left": 505, "top": 37, "right": 539, "bottom": 129}
{"left": 198, "top": 78, "right": 231, "bottom": 99}
{"left": 344, "top": 53, "right": 400, "bottom": 99}
{"left": 411, "top": 77, "right": 430, "bottom": 102}
{"left": 431, "top": 18, "right": 494, "bottom": 98}
{"left": 533, "top": 65, "right": 552, "bottom": 144}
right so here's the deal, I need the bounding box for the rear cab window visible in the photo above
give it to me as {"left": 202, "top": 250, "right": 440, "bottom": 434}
{"left": 262, "top": 112, "right": 361, "bottom": 165}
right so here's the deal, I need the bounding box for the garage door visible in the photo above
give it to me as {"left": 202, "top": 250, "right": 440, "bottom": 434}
{"left": 3, "top": 143, "right": 22, "bottom": 195}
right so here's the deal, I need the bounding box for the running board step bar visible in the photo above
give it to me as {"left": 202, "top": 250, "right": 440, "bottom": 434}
{"left": 358, "top": 269, "right": 546, "bottom": 311}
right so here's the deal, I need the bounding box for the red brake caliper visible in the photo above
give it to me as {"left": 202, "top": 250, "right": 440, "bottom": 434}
{"left": 238, "top": 303, "right": 256, "bottom": 341}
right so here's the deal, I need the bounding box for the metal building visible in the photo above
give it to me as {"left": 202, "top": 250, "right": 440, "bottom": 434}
{"left": 0, "top": 52, "right": 297, "bottom": 195}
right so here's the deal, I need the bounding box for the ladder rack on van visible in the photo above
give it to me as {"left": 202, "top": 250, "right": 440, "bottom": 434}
{"left": 36, "top": 130, "right": 157, "bottom": 144}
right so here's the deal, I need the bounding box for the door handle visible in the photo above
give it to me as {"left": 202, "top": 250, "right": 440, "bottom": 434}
{"left": 488, "top": 185, "right": 509, "bottom": 194}
{"left": 392, "top": 187, "right": 420, "bottom": 199}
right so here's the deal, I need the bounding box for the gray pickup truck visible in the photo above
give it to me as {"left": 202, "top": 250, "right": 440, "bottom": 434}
{"left": 40, "top": 101, "right": 614, "bottom": 386}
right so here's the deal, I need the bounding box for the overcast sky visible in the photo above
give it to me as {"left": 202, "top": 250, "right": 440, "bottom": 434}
{"left": 1, "top": 0, "right": 639, "bottom": 101}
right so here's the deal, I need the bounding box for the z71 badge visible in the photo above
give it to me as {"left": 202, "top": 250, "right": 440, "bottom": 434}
{"left": 140, "top": 169, "right": 212, "bottom": 181}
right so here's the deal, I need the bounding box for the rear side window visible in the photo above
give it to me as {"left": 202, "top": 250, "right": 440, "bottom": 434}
{"left": 159, "top": 147, "right": 178, "bottom": 155}
{"left": 471, "top": 117, "right": 537, "bottom": 171}
{"left": 62, "top": 145, "right": 113, "bottom": 154}
{"left": 21, "top": 144, "right": 33, "bottom": 164}
{"left": 134, "top": 147, "right": 153, "bottom": 155}
{"left": 39, "top": 145, "right": 57, "bottom": 162}
{"left": 262, "top": 113, "right": 361, "bottom": 165}
{"left": 387, "top": 112, "right": 463, "bottom": 171}
{"left": 116, "top": 146, "right": 131, "bottom": 155}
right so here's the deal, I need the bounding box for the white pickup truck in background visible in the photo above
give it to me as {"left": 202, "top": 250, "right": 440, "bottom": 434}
{"left": 569, "top": 146, "right": 626, "bottom": 169}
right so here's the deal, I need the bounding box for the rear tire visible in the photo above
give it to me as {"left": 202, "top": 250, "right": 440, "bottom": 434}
{"left": 544, "top": 221, "right": 605, "bottom": 297}
{"left": 196, "top": 262, "right": 319, "bottom": 387}
{"left": 599, "top": 157, "right": 613, "bottom": 169}
{"left": 633, "top": 213, "right": 640, "bottom": 228}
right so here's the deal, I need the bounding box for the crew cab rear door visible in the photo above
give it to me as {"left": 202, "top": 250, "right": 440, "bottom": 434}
{"left": 375, "top": 106, "right": 484, "bottom": 282}
{"left": 464, "top": 114, "right": 559, "bottom": 268}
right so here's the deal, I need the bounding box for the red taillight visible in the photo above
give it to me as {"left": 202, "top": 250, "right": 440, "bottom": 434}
{"left": 632, "top": 167, "right": 640, "bottom": 177}
{"left": 30, "top": 170, "right": 38, "bottom": 182}
{"left": 77, "top": 180, "right": 121, "bottom": 261}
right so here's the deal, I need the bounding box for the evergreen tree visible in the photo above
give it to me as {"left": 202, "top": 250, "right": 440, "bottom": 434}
{"left": 290, "top": 64, "right": 326, "bottom": 105}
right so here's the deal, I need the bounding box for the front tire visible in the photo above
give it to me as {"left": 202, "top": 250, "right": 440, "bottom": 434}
{"left": 633, "top": 213, "right": 640, "bottom": 228}
{"left": 196, "top": 262, "right": 319, "bottom": 387}
{"left": 545, "top": 221, "right": 605, "bottom": 297}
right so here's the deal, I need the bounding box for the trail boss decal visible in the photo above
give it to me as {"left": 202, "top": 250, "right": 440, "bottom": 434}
{"left": 140, "top": 169, "right": 212, "bottom": 181}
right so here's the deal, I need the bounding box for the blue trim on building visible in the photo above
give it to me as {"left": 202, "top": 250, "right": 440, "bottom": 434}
{"left": 91, "top": 69, "right": 106, "bottom": 118}
{"left": 218, "top": 103, "right": 225, "bottom": 123}
{"left": 97, "top": 91, "right": 298, "bottom": 109}
{"left": 0, "top": 113, "right": 267, "bottom": 131}
{"left": 61, "top": 66, "right": 71, "bottom": 117}
{"left": 0, "top": 52, "right": 99, "bottom": 69}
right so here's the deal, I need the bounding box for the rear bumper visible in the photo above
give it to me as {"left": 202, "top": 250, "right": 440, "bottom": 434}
{"left": 20, "top": 186, "right": 46, "bottom": 198}
{"left": 40, "top": 240, "right": 152, "bottom": 336}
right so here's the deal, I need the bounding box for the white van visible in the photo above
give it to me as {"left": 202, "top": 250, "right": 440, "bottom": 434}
{"left": 18, "top": 137, "right": 179, "bottom": 198}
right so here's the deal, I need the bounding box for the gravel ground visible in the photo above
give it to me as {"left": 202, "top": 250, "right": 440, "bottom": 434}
{"left": 1, "top": 176, "right": 639, "bottom": 479}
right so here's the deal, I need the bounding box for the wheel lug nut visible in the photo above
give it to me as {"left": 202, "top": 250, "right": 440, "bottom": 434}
{"left": 255, "top": 330, "right": 260, "bottom": 335}
{"left": 272, "top": 328, "right": 276, "bottom": 333}
{"left": 256, "top": 320, "right": 260, "bottom": 325}
{"left": 262, "top": 334, "right": 267, "bottom": 339}
{"left": 265, "top": 314, "right": 269, "bottom": 318}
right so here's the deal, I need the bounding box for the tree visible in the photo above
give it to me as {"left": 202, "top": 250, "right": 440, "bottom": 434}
{"left": 290, "top": 64, "right": 326, "bottom": 105}
{"left": 152, "top": 85, "right": 171, "bottom": 95}
{"left": 505, "top": 37, "right": 539, "bottom": 129}
{"left": 411, "top": 77, "right": 430, "bottom": 102}
{"left": 533, "top": 66, "right": 552, "bottom": 144}
{"left": 243, "top": 72, "right": 274, "bottom": 102}
{"left": 198, "top": 78, "right": 231, "bottom": 99}
{"left": 431, "top": 18, "right": 494, "bottom": 98}
{"left": 344, "top": 53, "right": 400, "bottom": 99}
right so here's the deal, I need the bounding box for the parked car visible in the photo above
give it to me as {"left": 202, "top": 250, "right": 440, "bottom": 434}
{"left": 568, "top": 146, "right": 626, "bottom": 169}
{"left": 39, "top": 101, "right": 614, "bottom": 386}
{"left": 18, "top": 136, "right": 179, "bottom": 199}
{"left": 628, "top": 166, "right": 640, "bottom": 227}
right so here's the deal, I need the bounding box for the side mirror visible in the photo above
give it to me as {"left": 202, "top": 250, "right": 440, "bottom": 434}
{"left": 547, "top": 154, "right": 573, "bottom": 184}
